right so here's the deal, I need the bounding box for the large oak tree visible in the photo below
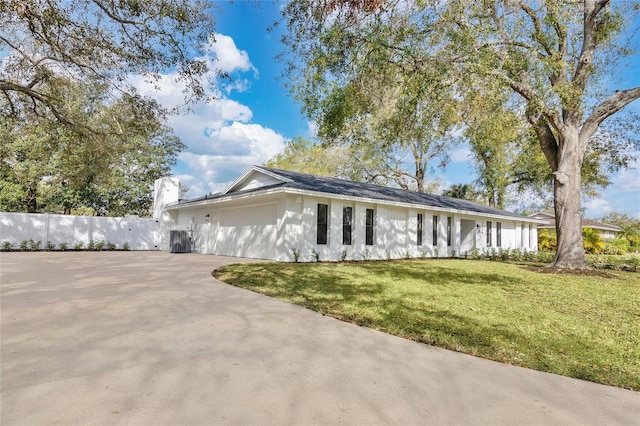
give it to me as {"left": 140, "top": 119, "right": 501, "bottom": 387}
{"left": 279, "top": 0, "right": 640, "bottom": 269}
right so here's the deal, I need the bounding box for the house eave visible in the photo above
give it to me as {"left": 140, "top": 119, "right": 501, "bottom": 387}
{"left": 166, "top": 185, "right": 542, "bottom": 223}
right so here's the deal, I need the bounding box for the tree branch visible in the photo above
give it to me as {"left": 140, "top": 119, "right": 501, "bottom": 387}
{"left": 573, "top": 0, "right": 610, "bottom": 94}
{"left": 526, "top": 109, "right": 559, "bottom": 172}
{"left": 580, "top": 86, "right": 640, "bottom": 149}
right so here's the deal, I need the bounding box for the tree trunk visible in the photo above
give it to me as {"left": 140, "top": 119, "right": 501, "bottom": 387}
{"left": 23, "top": 181, "right": 38, "bottom": 213}
{"left": 551, "top": 128, "right": 588, "bottom": 269}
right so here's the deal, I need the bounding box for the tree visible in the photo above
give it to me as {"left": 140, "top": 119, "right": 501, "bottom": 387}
{"left": 442, "top": 184, "right": 480, "bottom": 203}
{"left": 1, "top": 0, "right": 217, "bottom": 128}
{"left": 279, "top": 0, "right": 640, "bottom": 269}
{"left": 278, "top": 0, "right": 458, "bottom": 193}
{"left": 443, "top": 0, "right": 640, "bottom": 268}
{"left": 0, "top": 79, "right": 184, "bottom": 216}
{"left": 602, "top": 213, "right": 640, "bottom": 248}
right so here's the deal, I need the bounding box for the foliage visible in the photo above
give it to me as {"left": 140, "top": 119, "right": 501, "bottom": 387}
{"left": 265, "top": 137, "right": 377, "bottom": 183}
{"left": 291, "top": 247, "right": 301, "bottom": 262}
{"left": 2, "top": 241, "right": 12, "bottom": 251}
{"left": 215, "top": 260, "right": 640, "bottom": 390}
{"left": 311, "top": 249, "right": 320, "bottom": 262}
{"left": 278, "top": 1, "right": 640, "bottom": 269}
{"left": 441, "top": 184, "right": 480, "bottom": 203}
{"left": 586, "top": 254, "right": 639, "bottom": 272}
{"left": 58, "top": 242, "right": 68, "bottom": 251}
{"left": 278, "top": 1, "right": 458, "bottom": 193}
{"left": 537, "top": 229, "right": 557, "bottom": 251}
{"left": 582, "top": 228, "right": 605, "bottom": 254}
{"left": 28, "top": 239, "right": 41, "bottom": 251}
{"left": 0, "top": 79, "right": 185, "bottom": 216}
{"left": 602, "top": 213, "right": 640, "bottom": 248}
{"left": 0, "top": 0, "right": 217, "bottom": 127}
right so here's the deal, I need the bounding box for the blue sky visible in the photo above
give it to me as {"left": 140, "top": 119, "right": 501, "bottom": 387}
{"left": 138, "top": 1, "right": 639, "bottom": 219}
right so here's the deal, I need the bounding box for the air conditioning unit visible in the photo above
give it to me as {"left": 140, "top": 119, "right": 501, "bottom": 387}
{"left": 169, "top": 230, "right": 191, "bottom": 253}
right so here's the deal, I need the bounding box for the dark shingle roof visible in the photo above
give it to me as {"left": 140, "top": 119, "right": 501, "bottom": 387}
{"left": 256, "top": 167, "right": 528, "bottom": 220}
{"left": 171, "top": 166, "right": 534, "bottom": 220}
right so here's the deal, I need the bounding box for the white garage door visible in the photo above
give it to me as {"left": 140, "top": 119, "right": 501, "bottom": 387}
{"left": 218, "top": 204, "right": 277, "bottom": 260}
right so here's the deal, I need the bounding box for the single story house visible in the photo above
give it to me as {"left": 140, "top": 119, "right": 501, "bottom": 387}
{"left": 155, "top": 166, "right": 541, "bottom": 262}
{"left": 528, "top": 211, "right": 621, "bottom": 241}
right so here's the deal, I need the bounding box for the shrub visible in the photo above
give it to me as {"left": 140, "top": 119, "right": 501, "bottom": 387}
{"left": 95, "top": 240, "right": 105, "bottom": 251}
{"left": 586, "top": 255, "right": 639, "bottom": 272}
{"left": 19, "top": 240, "right": 28, "bottom": 251}
{"left": 536, "top": 250, "right": 555, "bottom": 264}
{"left": 498, "top": 248, "right": 510, "bottom": 261}
{"left": 511, "top": 249, "right": 523, "bottom": 262}
{"left": 538, "top": 229, "right": 557, "bottom": 251}
{"left": 122, "top": 242, "right": 130, "bottom": 251}
{"left": 2, "top": 241, "right": 12, "bottom": 251}
{"left": 582, "top": 227, "right": 604, "bottom": 254}
{"left": 470, "top": 249, "right": 481, "bottom": 260}
{"left": 46, "top": 241, "right": 56, "bottom": 251}
{"left": 106, "top": 242, "right": 116, "bottom": 251}
{"left": 291, "top": 247, "right": 300, "bottom": 262}
{"left": 523, "top": 250, "right": 536, "bottom": 262}
{"left": 311, "top": 249, "right": 319, "bottom": 262}
{"left": 74, "top": 242, "right": 84, "bottom": 251}
{"left": 87, "top": 240, "right": 95, "bottom": 251}
{"left": 59, "top": 242, "right": 68, "bottom": 251}
{"left": 611, "top": 238, "right": 630, "bottom": 253}
{"left": 28, "top": 239, "right": 41, "bottom": 251}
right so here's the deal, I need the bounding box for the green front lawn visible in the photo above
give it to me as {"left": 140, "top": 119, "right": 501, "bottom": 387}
{"left": 214, "top": 259, "right": 640, "bottom": 390}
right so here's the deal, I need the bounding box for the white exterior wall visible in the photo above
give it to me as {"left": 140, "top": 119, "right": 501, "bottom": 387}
{"left": 168, "top": 193, "right": 538, "bottom": 261}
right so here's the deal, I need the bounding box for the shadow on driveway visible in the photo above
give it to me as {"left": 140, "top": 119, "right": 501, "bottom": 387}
{"left": 1, "top": 251, "right": 638, "bottom": 425}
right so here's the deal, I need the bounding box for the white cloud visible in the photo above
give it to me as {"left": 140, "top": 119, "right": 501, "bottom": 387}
{"left": 178, "top": 122, "right": 286, "bottom": 194}
{"left": 615, "top": 159, "right": 640, "bottom": 192}
{"left": 450, "top": 146, "right": 472, "bottom": 163}
{"left": 584, "top": 198, "right": 613, "bottom": 216}
{"left": 205, "top": 33, "right": 257, "bottom": 76}
{"left": 126, "top": 32, "right": 291, "bottom": 198}
{"left": 306, "top": 121, "right": 319, "bottom": 138}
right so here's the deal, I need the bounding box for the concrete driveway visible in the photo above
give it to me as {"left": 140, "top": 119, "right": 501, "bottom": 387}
{"left": 1, "top": 251, "right": 638, "bottom": 425}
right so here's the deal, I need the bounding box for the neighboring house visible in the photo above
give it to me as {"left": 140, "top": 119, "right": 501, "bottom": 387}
{"left": 528, "top": 211, "right": 622, "bottom": 241}
{"left": 155, "top": 166, "right": 541, "bottom": 261}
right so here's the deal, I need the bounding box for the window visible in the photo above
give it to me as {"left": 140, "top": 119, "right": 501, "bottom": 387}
{"left": 317, "top": 204, "right": 328, "bottom": 245}
{"left": 417, "top": 213, "right": 423, "bottom": 246}
{"left": 497, "top": 222, "right": 502, "bottom": 247}
{"left": 486, "top": 221, "right": 492, "bottom": 247}
{"left": 447, "top": 216, "right": 452, "bottom": 247}
{"left": 365, "top": 208, "right": 374, "bottom": 246}
{"left": 432, "top": 215, "right": 438, "bottom": 246}
{"left": 343, "top": 206, "right": 353, "bottom": 245}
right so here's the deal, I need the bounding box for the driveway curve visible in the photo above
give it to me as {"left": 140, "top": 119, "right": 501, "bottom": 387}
{"left": 1, "top": 251, "right": 638, "bottom": 425}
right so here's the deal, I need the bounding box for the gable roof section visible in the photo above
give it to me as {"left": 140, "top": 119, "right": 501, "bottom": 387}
{"left": 169, "top": 165, "right": 540, "bottom": 221}
{"left": 222, "top": 167, "right": 291, "bottom": 195}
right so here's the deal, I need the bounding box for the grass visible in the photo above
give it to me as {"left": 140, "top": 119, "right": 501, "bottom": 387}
{"left": 214, "top": 259, "right": 640, "bottom": 390}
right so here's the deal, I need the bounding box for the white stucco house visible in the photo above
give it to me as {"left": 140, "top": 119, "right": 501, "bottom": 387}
{"left": 154, "top": 166, "right": 540, "bottom": 261}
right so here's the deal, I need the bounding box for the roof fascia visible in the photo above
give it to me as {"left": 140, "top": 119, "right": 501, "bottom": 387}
{"left": 281, "top": 187, "right": 545, "bottom": 223}
{"left": 166, "top": 185, "right": 544, "bottom": 223}
{"left": 220, "top": 165, "right": 292, "bottom": 195}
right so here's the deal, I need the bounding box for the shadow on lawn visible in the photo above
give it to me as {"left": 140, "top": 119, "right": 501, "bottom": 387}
{"left": 214, "top": 261, "right": 640, "bottom": 390}
{"left": 214, "top": 261, "right": 525, "bottom": 352}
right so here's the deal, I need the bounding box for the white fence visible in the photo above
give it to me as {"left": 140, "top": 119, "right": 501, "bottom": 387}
{"left": 0, "top": 212, "right": 159, "bottom": 250}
